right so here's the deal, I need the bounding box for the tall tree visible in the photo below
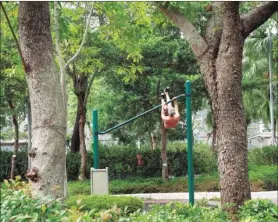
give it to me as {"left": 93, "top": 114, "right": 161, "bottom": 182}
{"left": 158, "top": 2, "right": 277, "bottom": 211}
{"left": 18, "top": 2, "right": 67, "bottom": 198}
{"left": 53, "top": 2, "right": 99, "bottom": 180}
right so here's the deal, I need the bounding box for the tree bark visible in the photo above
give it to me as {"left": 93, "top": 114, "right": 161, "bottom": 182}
{"left": 7, "top": 101, "right": 19, "bottom": 180}
{"left": 70, "top": 74, "right": 89, "bottom": 179}
{"left": 161, "top": 123, "right": 168, "bottom": 180}
{"left": 159, "top": 1, "right": 276, "bottom": 211}
{"left": 78, "top": 94, "right": 87, "bottom": 180}
{"left": 211, "top": 4, "right": 250, "bottom": 211}
{"left": 18, "top": 2, "right": 67, "bottom": 198}
{"left": 27, "top": 96, "right": 32, "bottom": 169}
{"left": 150, "top": 132, "right": 156, "bottom": 150}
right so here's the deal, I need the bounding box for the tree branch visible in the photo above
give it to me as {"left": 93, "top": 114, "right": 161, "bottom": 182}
{"left": 64, "top": 2, "right": 95, "bottom": 69}
{"left": 158, "top": 3, "right": 208, "bottom": 58}
{"left": 241, "top": 2, "right": 278, "bottom": 39}
{"left": 204, "top": 2, "right": 223, "bottom": 58}
{"left": 83, "top": 72, "right": 98, "bottom": 106}
{"left": 0, "top": 2, "right": 28, "bottom": 72}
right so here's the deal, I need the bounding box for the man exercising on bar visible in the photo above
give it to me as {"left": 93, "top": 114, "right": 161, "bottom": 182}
{"left": 161, "top": 87, "right": 180, "bottom": 129}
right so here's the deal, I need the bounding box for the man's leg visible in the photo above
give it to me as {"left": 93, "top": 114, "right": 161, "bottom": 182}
{"left": 161, "top": 93, "right": 168, "bottom": 117}
{"left": 173, "top": 99, "right": 179, "bottom": 115}
{"left": 164, "top": 87, "right": 174, "bottom": 114}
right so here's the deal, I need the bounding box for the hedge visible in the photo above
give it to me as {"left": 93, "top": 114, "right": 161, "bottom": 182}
{"left": 1, "top": 144, "right": 277, "bottom": 182}
{"left": 67, "top": 142, "right": 218, "bottom": 180}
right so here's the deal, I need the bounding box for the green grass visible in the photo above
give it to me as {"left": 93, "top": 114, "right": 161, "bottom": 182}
{"left": 68, "top": 165, "right": 277, "bottom": 196}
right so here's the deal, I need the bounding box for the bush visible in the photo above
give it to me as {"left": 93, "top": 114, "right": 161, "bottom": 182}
{"left": 66, "top": 152, "right": 81, "bottom": 181}
{"left": 1, "top": 177, "right": 67, "bottom": 222}
{"left": 248, "top": 165, "right": 278, "bottom": 191}
{"left": 127, "top": 202, "right": 230, "bottom": 222}
{"left": 0, "top": 150, "right": 28, "bottom": 181}
{"left": 239, "top": 199, "right": 278, "bottom": 221}
{"left": 66, "top": 194, "right": 143, "bottom": 213}
{"left": 249, "top": 146, "right": 278, "bottom": 166}
{"left": 68, "top": 180, "right": 90, "bottom": 195}
{"left": 262, "top": 172, "right": 278, "bottom": 190}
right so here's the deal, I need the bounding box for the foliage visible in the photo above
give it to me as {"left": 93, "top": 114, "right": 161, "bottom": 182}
{"left": 126, "top": 202, "right": 230, "bottom": 222}
{"left": 1, "top": 177, "right": 68, "bottom": 222}
{"left": 248, "top": 146, "right": 278, "bottom": 166}
{"left": 66, "top": 151, "right": 81, "bottom": 181}
{"left": 2, "top": 177, "right": 277, "bottom": 222}
{"left": 96, "top": 142, "right": 216, "bottom": 179}
{"left": 65, "top": 194, "right": 143, "bottom": 214}
{"left": 2, "top": 145, "right": 277, "bottom": 190}
{"left": 261, "top": 172, "right": 278, "bottom": 191}
{"left": 239, "top": 199, "right": 278, "bottom": 222}
{"left": 242, "top": 18, "right": 278, "bottom": 126}
{"left": 0, "top": 149, "right": 28, "bottom": 181}
{"left": 65, "top": 142, "right": 215, "bottom": 180}
{"left": 86, "top": 18, "right": 205, "bottom": 145}
{"left": 0, "top": 2, "right": 28, "bottom": 134}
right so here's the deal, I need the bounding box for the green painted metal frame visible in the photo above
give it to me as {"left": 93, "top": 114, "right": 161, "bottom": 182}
{"left": 186, "top": 80, "right": 194, "bottom": 204}
{"left": 92, "top": 81, "right": 194, "bottom": 204}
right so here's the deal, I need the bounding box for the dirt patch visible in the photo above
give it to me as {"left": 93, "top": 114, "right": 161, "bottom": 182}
{"left": 250, "top": 180, "right": 264, "bottom": 192}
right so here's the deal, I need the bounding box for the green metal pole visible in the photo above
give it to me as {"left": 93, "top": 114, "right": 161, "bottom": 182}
{"left": 92, "top": 109, "right": 99, "bottom": 169}
{"left": 186, "top": 80, "right": 194, "bottom": 204}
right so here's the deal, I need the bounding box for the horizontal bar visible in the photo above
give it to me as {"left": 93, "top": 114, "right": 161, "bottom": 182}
{"left": 98, "top": 94, "right": 186, "bottom": 135}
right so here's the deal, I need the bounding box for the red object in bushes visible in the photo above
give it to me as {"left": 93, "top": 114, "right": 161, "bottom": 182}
{"left": 136, "top": 154, "right": 144, "bottom": 166}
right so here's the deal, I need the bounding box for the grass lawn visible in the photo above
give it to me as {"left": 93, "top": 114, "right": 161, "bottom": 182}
{"left": 68, "top": 165, "right": 277, "bottom": 196}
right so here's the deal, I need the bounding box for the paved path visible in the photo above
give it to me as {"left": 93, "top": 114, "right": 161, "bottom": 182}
{"left": 115, "top": 191, "right": 278, "bottom": 205}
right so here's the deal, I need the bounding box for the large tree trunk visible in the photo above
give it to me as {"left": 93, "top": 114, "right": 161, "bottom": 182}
{"left": 197, "top": 4, "right": 251, "bottom": 211}
{"left": 161, "top": 123, "right": 168, "bottom": 180}
{"left": 19, "top": 2, "right": 67, "bottom": 198}
{"left": 211, "top": 4, "right": 250, "bottom": 210}
{"left": 8, "top": 101, "right": 19, "bottom": 180}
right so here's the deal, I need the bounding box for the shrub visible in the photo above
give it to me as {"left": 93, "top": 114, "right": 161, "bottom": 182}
{"left": 1, "top": 177, "right": 68, "bottom": 222}
{"left": 239, "top": 199, "right": 278, "bottom": 221}
{"left": 248, "top": 146, "right": 278, "bottom": 166}
{"left": 248, "top": 165, "right": 278, "bottom": 191}
{"left": 66, "top": 152, "right": 81, "bottom": 181}
{"left": 68, "top": 180, "right": 90, "bottom": 195}
{"left": 262, "top": 172, "right": 278, "bottom": 191}
{"left": 0, "top": 150, "right": 28, "bottom": 181}
{"left": 66, "top": 194, "right": 143, "bottom": 213}
{"left": 127, "top": 202, "right": 230, "bottom": 222}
